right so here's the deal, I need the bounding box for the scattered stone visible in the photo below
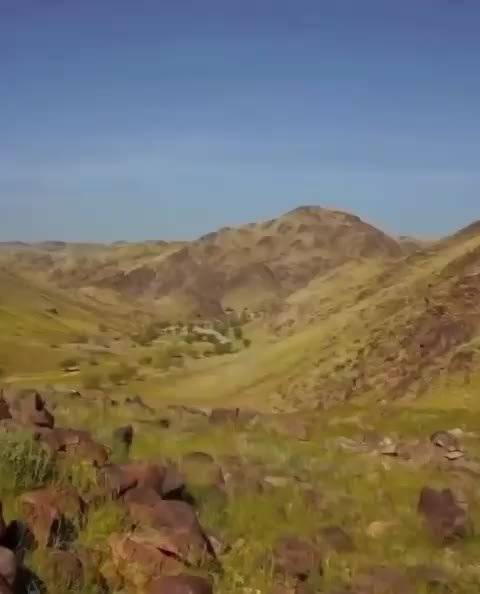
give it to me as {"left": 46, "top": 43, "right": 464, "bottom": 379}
{"left": 351, "top": 566, "right": 413, "bottom": 594}
{"left": 444, "top": 450, "right": 464, "bottom": 461}
{"left": 366, "top": 521, "right": 397, "bottom": 539}
{"left": 99, "top": 462, "right": 184, "bottom": 499}
{"left": 20, "top": 486, "right": 85, "bottom": 547}
{"left": 44, "top": 550, "right": 84, "bottom": 589}
{"left": 273, "top": 536, "right": 322, "bottom": 581}
{"left": 40, "top": 427, "right": 108, "bottom": 466}
{"left": 379, "top": 437, "right": 398, "bottom": 456}
{"left": 181, "top": 452, "right": 225, "bottom": 490}
{"left": 13, "top": 391, "right": 55, "bottom": 429}
{"left": 417, "top": 486, "right": 473, "bottom": 544}
{"left": 430, "top": 431, "right": 460, "bottom": 452}
{"left": 320, "top": 526, "right": 355, "bottom": 553}
{"left": 147, "top": 574, "right": 213, "bottom": 594}
{"left": 112, "top": 425, "right": 134, "bottom": 452}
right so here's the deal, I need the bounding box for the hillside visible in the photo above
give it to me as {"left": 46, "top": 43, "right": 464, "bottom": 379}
{"left": 0, "top": 206, "right": 402, "bottom": 319}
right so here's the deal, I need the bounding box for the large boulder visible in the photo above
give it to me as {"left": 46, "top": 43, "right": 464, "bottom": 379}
{"left": 11, "top": 391, "right": 54, "bottom": 429}
{"left": 417, "top": 487, "right": 473, "bottom": 544}
{"left": 147, "top": 574, "right": 213, "bottom": 594}
{"left": 109, "top": 528, "right": 196, "bottom": 589}
{"left": 20, "top": 486, "right": 85, "bottom": 547}
{"left": 181, "top": 452, "right": 225, "bottom": 490}
{"left": 127, "top": 500, "right": 210, "bottom": 565}
{"left": 99, "top": 462, "right": 184, "bottom": 499}
{"left": 39, "top": 428, "right": 108, "bottom": 466}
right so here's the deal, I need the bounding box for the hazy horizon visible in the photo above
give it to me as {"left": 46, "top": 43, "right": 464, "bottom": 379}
{"left": 2, "top": 0, "right": 480, "bottom": 241}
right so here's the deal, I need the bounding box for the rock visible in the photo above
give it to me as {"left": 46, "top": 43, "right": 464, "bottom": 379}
{"left": 379, "top": 437, "right": 397, "bottom": 456}
{"left": 273, "top": 536, "right": 322, "bottom": 581}
{"left": 351, "top": 566, "right": 412, "bottom": 594}
{"left": 112, "top": 425, "right": 134, "bottom": 452}
{"left": 99, "top": 462, "right": 184, "bottom": 499}
{"left": 147, "top": 574, "right": 212, "bottom": 594}
{"left": 0, "top": 503, "right": 7, "bottom": 544}
{"left": 0, "top": 548, "right": 17, "bottom": 588}
{"left": 0, "top": 393, "right": 12, "bottom": 422}
{"left": 181, "top": 452, "right": 225, "bottom": 489}
{"left": 263, "top": 476, "right": 290, "bottom": 489}
{"left": 0, "top": 576, "right": 12, "bottom": 594}
{"left": 444, "top": 450, "right": 464, "bottom": 461}
{"left": 14, "top": 391, "right": 54, "bottom": 429}
{"left": 123, "top": 486, "right": 163, "bottom": 507}
{"left": 417, "top": 487, "right": 473, "bottom": 544}
{"left": 109, "top": 530, "right": 185, "bottom": 588}
{"left": 430, "top": 431, "right": 460, "bottom": 452}
{"left": 209, "top": 408, "right": 239, "bottom": 424}
{"left": 44, "top": 550, "right": 84, "bottom": 589}
{"left": 39, "top": 427, "right": 108, "bottom": 466}
{"left": 334, "top": 437, "right": 366, "bottom": 453}
{"left": 366, "top": 521, "right": 397, "bottom": 539}
{"left": 20, "top": 486, "right": 85, "bottom": 547}
{"left": 127, "top": 500, "right": 210, "bottom": 564}
{"left": 320, "top": 526, "right": 355, "bottom": 553}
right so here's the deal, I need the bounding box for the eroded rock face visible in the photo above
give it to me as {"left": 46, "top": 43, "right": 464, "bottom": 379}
{"left": 417, "top": 487, "right": 473, "bottom": 544}
{"left": 147, "top": 574, "right": 213, "bottom": 594}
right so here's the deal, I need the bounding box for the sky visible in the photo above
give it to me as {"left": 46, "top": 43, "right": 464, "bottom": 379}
{"left": 1, "top": 0, "right": 480, "bottom": 241}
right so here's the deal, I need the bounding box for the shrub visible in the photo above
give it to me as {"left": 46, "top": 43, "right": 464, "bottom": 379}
{"left": 0, "top": 432, "right": 55, "bottom": 493}
{"left": 234, "top": 326, "right": 243, "bottom": 340}
{"left": 243, "top": 338, "right": 252, "bottom": 348}
{"left": 81, "top": 372, "right": 102, "bottom": 390}
{"left": 139, "top": 355, "right": 153, "bottom": 366}
{"left": 109, "top": 364, "right": 137, "bottom": 385}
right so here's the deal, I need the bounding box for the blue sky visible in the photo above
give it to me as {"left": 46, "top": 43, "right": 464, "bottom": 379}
{"left": 1, "top": 0, "right": 480, "bottom": 241}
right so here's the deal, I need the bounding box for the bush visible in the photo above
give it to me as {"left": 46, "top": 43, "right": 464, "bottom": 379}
{"left": 81, "top": 372, "right": 102, "bottom": 390}
{"left": 109, "top": 364, "right": 137, "bottom": 385}
{"left": 0, "top": 432, "right": 55, "bottom": 493}
{"left": 139, "top": 355, "right": 153, "bottom": 366}
{"left": 243, "top": 338, "right": 252, "bottom": 348}
{"left": 234, "top": 326, "right": 243, "bottom": 340}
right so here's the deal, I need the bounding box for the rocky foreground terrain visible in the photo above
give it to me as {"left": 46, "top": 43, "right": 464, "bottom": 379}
{"left": 2, "top": 206, "right": 480, "bottom": 592}
{"left": 0, "top": 386, "right": 478, "bottom": 593}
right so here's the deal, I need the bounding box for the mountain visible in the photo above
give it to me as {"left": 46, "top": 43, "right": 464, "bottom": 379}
{"left": 1, "top": 206, "right": 403, "bottom": 319}
{"left": 2, "top": 206, "right": 480, "bottom": 415}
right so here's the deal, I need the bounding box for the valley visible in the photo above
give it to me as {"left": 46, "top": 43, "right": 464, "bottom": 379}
{"left": 1, "top": 206, "right": 480, "bottom": 593}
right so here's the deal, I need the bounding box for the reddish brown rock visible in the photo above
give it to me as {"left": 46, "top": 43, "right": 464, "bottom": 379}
{"left": 20, "top": 486, "right": 85, "bottom": 547}
{"left": 45, "top": 550, "right": 84, "bottom": 589}
{"left": 14, "top": 391, "right": 54, "bottom": 429}
{"left": 320, "top": 525, "right": 355, "bottom": 553}
{"left": 147, "top": 574, "right": 213, "bottom": 594}
{"left": 127, "top": 500, "right": 211, "bottom": 566}
{"left": 99, "top": 462, "right": 184, "bottom": 499}
{"left": 417, "top": 487, "right": 473, "bottom": 544}
{"left": 40, "top": 427, "right": 108, "bottom": 466}
{"left": 273, "top": 537, "right": 322, "bottom": 581}
{"left": 0, "top": 548, "right": 17, "bottom": 588}
{"left": 351, "top": 566, "right": 413, "bottom": 594}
